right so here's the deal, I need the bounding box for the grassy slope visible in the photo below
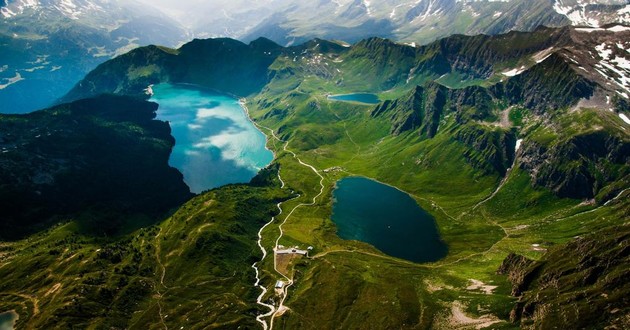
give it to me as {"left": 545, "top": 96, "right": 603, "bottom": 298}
{"left": 0, "top": 173, "right": 291, "bottom": 329}
{"left": 244, "top": 50, "right": 630, "bottom": 329}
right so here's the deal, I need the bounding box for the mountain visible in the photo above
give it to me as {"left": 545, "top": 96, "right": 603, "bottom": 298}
{"left": 29, "top": 26, "right": 628, "bottom": 328}
{"left": 63, "top": 25, "right": 630, "bottom": 202}
{"left": 61, "top": 37, "right": 283, "bottom": 102}
{"left": 0, "top": 0, "right": 188, "bottom": 114}
{"left": 2, "top": 24, "right": 630, "bottom": 329}
{"left": 137, "top": 0, "right": 630, "bottom": 46}
{"left": 0, "top": 94, "right": 192, "bottom": 239}
{"left": 4, "top": 0, "right": 628, "bottom": 114}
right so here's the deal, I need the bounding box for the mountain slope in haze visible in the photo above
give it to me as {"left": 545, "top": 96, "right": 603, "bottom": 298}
{"left": 140, "top": 0, "right": 630, "bottom": 46}
{"left": 0, "top": 95, "right": 192, "bottom": 239}
{"left": 0, "top": 0, "right": 188, "bottom": 114}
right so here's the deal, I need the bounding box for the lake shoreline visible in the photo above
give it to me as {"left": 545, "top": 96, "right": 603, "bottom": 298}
{"left": 331, "top": 176, "right": 448, "bottom": 263}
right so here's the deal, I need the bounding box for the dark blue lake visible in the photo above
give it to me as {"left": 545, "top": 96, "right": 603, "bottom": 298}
{"left": 327, "top": 93, "right": 380, "bottom": 104}
{"left": 150, "top": 83, "right": 273, "bottom": 193}
{"left": 331, "top": 177, "right": 447, "bottom": 263}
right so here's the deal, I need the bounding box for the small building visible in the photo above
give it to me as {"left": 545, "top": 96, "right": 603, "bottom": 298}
{"left": 275, "top": 280, "right": 285, "bottom": 289}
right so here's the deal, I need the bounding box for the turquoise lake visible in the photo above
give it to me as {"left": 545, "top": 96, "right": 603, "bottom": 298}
{"left": 331, "top": 177, "right": 447, "bottom": 263}
{"left": 327, "top": 93, "right": 380, "bottom": 104}
{"left": 150, "top": 83, "right": 273, "bottom": 193}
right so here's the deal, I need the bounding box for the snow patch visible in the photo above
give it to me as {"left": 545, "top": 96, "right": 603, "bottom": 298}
{"left": 596, "top": 42, "right": 612, "bottom": 60}
{"left": 575, "top": 27, "right": 605, "bottom": 32}
{"left": 607, "top": 25, "right": 630, "bottom": 32}
{"left": 502, "top": 67, "right": 526, "bottom": 77}
{"left": 594, "top": 41, "right": 630, "bottom": 94}
{"left": 575, "top": 25, "right": 630, "bottom": 33}
{"left": 532, "top": 47, "right": 555, "bottom": 63}
{"left": 554, "top": 0, "right": 603, "bottom": 27}
{"left": 515, "top": 139, "right": 523, "bottom": 152}
{"left": 613, "top": 56, "right": 630, "bottom": 70}
{"left": 620, "top": 113, "right": 630, "bottom": 125}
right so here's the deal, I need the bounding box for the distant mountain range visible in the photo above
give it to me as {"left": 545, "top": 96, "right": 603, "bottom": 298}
{"left": 1, "top": 0, "right": 629, "bottom": 114}
{"left": 141, "top": 0, "right": 630, "bottom": 45}
{"left": 0, "top": 0, "right": 188, "bottom": 113}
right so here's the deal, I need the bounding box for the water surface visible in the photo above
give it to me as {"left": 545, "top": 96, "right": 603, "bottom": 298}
{"left": 331, "top": 177, "right": 447, "bottom": 263}
{"left": 327, "top": 93, "right": 380, "bottom": 104}
{"left": 0, "top": 310, "right": 18, "bottom": 330}
{"left": 150, "top": 83, "right": 273, "bottom": 193}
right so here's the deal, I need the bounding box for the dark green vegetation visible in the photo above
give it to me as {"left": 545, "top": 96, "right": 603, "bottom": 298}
{"left": 0, "top": 168, "right": 290, "bottom": 328}
{"left": 0, "top": 95, "right": 192, "bottom": 239}
{"left": 1, "top": 25, "right": 629, "bottom": 329}
{"left": 61, "top": 38, "right": 282, "bottom": 103}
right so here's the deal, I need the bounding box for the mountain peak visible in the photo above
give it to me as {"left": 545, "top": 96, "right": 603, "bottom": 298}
{"left": 249, "top": 36, "right": 282, "bottom": 50}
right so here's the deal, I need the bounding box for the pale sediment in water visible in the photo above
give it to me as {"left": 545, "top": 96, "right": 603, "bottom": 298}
{"left": 0, "top": 310, "right": 19, "bottom": 330}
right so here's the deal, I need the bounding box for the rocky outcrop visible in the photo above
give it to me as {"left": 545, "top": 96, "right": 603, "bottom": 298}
{"left": 497, "top": 253, "right": 538, "bottom": 297}
{"left": 455, "top": 124, "right": 517, "bottom": 176}
{"left": 371, "top": 84, "right": 445, "bottom": 137}
{"left": 498, "top": 225, "right": 630, "bottom": 329}
{"left": 519, "top": 131, "right": 630, "bottom": 199}
{"left": 493, "top": 53, "right": 596, "bottom": 114}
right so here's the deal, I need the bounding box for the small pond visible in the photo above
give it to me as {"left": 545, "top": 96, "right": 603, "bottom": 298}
{"left": 327, "top": 93, "right": 380, "bottom": 104}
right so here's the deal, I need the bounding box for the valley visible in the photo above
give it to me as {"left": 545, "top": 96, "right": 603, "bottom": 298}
{"left": 0, "top": 19, "right": 629, "bottom": 330}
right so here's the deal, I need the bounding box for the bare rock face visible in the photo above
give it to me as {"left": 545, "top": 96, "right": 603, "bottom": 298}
{"left": 497, "top": 253, "right": 538, "bottom": 297}
{"left": 518, "top": 131, "right": 630, "bottom": 200}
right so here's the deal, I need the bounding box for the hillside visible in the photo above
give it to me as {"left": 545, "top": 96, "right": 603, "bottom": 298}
{"left": 0, "top": 95, "right": 192, "bottom": 239}
{"left": 498, "top": 224, "right": 630, "bottom": 328}
{"left": 0, "top": 169, "right": 290, "bottom": 329}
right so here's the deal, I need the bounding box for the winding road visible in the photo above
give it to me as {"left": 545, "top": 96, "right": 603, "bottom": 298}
{"left": 243, "top": 100, "right": 325, "bottom": 329}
